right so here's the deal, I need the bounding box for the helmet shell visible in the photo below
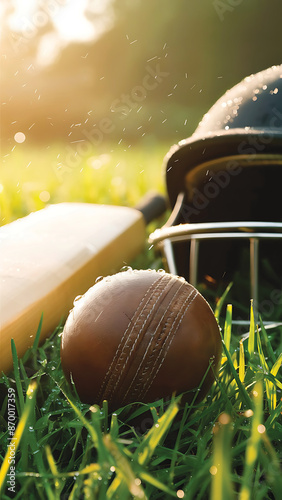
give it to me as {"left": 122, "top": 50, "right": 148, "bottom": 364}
{"left": 165, "top": 65, "right": 282, "bottom": 208}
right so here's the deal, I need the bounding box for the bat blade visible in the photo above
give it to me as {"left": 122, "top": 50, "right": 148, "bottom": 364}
{"left": 0, "top": 202, "right": 146, "bottom": 373}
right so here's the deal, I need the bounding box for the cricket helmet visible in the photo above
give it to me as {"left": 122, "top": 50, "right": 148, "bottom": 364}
{"left": 150, "top": 65, "right": 282, "bottom": 321}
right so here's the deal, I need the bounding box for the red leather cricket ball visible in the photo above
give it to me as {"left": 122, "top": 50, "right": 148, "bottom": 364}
{"left": 60, "top": 269, "right": 222, "bottom": 410}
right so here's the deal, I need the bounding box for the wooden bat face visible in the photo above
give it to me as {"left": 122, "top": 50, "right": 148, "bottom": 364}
{"left": 0, "top": 202, "right": 146, "bottom": 373}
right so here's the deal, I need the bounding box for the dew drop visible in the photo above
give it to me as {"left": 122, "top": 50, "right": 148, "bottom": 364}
{"left": 120, "top": 265, "right": 132, "bottom": 272}
{"left": 73, "top": 295, "right": 83, "bottom": 305}
{"left": 95, "top": 276, "right": 104, "bottom": 283}
{"left": 176, "top": 275, "right": 186, "bottom": 283}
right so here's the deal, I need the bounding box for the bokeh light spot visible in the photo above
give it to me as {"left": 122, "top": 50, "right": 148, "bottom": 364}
{"left": 209, "top": 465, "right": 217, "bottom": 476}
{"left": 177, "top": 490, "right": 185, "bottom": 498}
{"left": 14, "top": 132, "right": 26, "bottom": 143}
{"left": 39, "top": 191, "right": 51, "bottom": 203}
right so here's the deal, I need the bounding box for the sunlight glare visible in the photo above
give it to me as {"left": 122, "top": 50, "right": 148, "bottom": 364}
{"left": 53, "top": 0, "right": 113, "bottom": 42}
{"left": 1, "top": 0, "right": 114, "bottom": 59}
{"left": 53, "top": 0, "right": 96, "bottom": 42}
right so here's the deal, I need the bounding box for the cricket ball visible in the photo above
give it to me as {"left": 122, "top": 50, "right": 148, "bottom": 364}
{"left": 61, "top": 269, "right": 222, "bottom": 410}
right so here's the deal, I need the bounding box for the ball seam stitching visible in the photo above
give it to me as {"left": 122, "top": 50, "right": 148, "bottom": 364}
{"left": 120, "top": 280, "right": 188, "bottom": 403}
{"left": 97, "top": 274, "right": 170, "bottom": 403}
{"left": 138, "top": 288, "right": 198, "bottom": 401}
{"left": 102, "top": 275, "right": 174, "bottom": 402}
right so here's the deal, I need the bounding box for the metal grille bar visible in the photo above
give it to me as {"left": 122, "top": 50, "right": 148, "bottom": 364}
{"left": 149, "top": 221, "right": 282, "bottom": 327}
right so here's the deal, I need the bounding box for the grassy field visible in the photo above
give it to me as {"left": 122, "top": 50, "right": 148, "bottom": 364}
{"left": 0, "top": 141, "right": 281, "bottom": 499}
{"left": 0, "top": 139, "right": 169, "bottom": 225}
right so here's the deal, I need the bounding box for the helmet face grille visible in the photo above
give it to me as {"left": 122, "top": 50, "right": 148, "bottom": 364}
{"left": 152, "top": 230, "right": 282, "bottom": 325}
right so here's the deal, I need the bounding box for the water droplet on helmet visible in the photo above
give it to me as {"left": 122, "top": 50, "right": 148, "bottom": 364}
{"left": 120, "top": 265, "right": 132, "bottom": 272}
{"left": 73, "top": 295, "right": 83, "bottom": 305}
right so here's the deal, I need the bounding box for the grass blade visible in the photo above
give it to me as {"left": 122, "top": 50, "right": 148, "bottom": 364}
{"left": 210, "top": 413, "right": 234, "bottom": 500}
{"left": 223, "top": 304, "right": 232, "bottom": 352}
{"left": 259, "top": 316, "right": 277, "bottom": 365}
{"left": 32, "top": 313, "right": 44, "bottom": 352}
{"left": 221, "top": 341, "right": 253, "bottom": 408}
{"left": 214, "top": 282, "right": 233, "bottom": 321}
{"left": 103, "top": 434, "right": 146, "bottom": 499}
{"left": 239, "top": 380, "right": 264, "bottom": 500}
{"left": 256, "top": 326, "right": 272, "bottom": 411}
{"left": 259, "top": 431, "right": 282, "bottom": 498}
{"left": 10, "top": 339, "right": 25, "bottom": 413}
{"left": 63, "top": 390, "right": 101, "bottom": 451}
{"left": 0, "top": 381, "right": 37, "bottom": 494}
{"left": 239, "top": 339, "right": 245, "bottom": 383}
{"left": 270, "top": 352, "right": 282, "bottom": 378}
{"left": 45, "top": 445, "right": 64, "bottom": 496}
{"left": 136, "top": 397, "right": 179, "bottom": 466}
{"left": 139, "top": 470, "right": 181, "bottom": 497}
{"left": 248, "top": 300, "right": 255, "bottom": 358}
{"left": 269, "top": 353, "right": 282, "bottom": 411}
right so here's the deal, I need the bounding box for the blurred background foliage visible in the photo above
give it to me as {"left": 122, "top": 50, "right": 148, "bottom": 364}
{"left": 1, "top": 0, "right": 282, "bottom": 149}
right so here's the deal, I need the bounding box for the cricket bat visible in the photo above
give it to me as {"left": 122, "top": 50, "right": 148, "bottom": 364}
{"left": 0, "top": 194, "right": 166, "bottom": 374}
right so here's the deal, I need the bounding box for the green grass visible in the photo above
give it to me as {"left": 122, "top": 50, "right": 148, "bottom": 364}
{"left": 0, "top": 141, "right": 282, "bottom": 499}
{"left": 0, "top": 139, "right": 169, "bottom": 225}
{"left": 0, "top": 304, "right": 281, "bottom": 499}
